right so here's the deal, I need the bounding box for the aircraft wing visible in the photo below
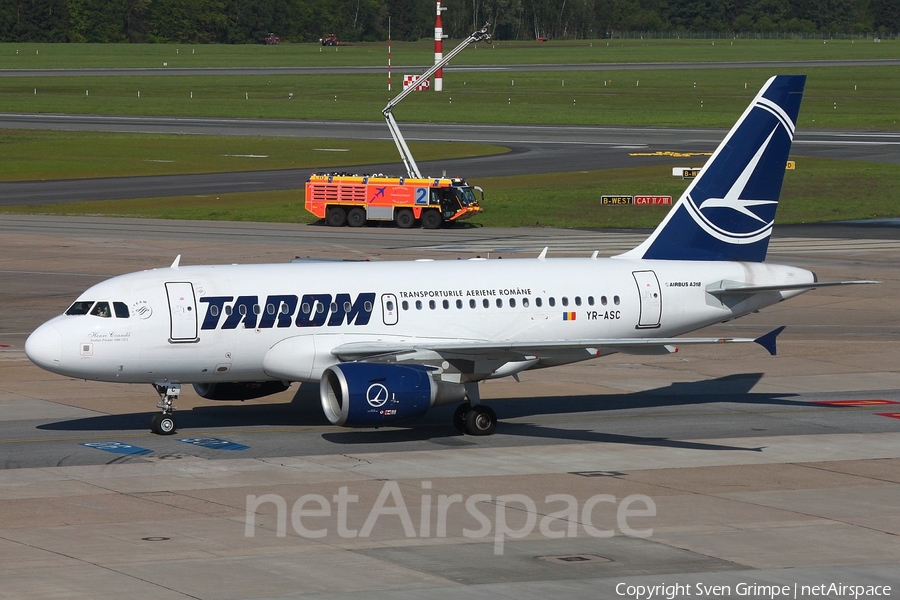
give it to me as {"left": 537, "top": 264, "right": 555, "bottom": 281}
{"left": 331, "top": 327, "right": 786, "bottom": 363}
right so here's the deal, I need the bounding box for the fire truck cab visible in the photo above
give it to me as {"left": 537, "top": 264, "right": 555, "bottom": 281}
{"left": 305, "top": 174, "right": 482, "bottom": 229}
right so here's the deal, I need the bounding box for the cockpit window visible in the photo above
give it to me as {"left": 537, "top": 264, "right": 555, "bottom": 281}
{"left": 113, "top": 302, "right": 130, "bottom": 318}
{"left": 65, "top": 301, "right": 94, "bottom": 316}
{"left": 90, "top": 302, "right": 112, "bottom": 318}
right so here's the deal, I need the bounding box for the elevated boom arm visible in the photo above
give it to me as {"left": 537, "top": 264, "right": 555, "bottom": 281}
{"left": 382, "top": 24, "right": 491, "bottom": 179}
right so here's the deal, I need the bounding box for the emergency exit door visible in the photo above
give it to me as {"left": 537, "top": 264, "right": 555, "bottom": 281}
{"left": 633, "top": 270, "right": 662, "bottom": 329}
{"left": 382, "top": 293, "right": 399, "bottom": 326}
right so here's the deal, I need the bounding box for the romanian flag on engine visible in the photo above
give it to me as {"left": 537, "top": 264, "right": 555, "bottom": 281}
{"left": 563, "top": 312, "right": 576, "bottom": 321}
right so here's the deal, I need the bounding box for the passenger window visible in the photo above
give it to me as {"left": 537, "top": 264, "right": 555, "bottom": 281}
{"left": 344, "top": 301, "right": 352, "bottom": 312}
{"left": 614, "top": 295, "right": 621, "bottom": 305}
{"left": 601, "top": 296, "right": 608, "bottom": 306}
{"left": 315, "top": 303, "right": 325, "bottom": 314}
{"left": 386, "top": 300, "right": 395, "bottom": 312}
{"left": 266, "top": 304, "right": 276, "bottom": 315}
{"left": 402, "top": 301, "right": 409, "bottom": 310}
{"left": 238, "top": 304, "right": 247, "bottom": 316}
{"left": 496, "top": 298, "right": 502, "bottom": 308}
{"left": 90, "top": 302, "right": 112, "bottom": 318}
{"left": 226, "top": 305, "right": 234, "bottom": 316}
{"left": 113, "top": 302, "right": 129, "bottom": 318}
{"left": 300, "top": 303, "right": 310, "bottom": 314}
{"left": 482, "top": 299, "right": 489, "bottom": 308}
{"left": 456, "top": 299, "right": 463, "bottom": 309}
{"left": 281, "top": 303, "right": 291, "bottom": 314}
{"left": 254, "top": 305, "right": 262, "bottom": 315}
{"left": 416, "top": 300, "right": 423, "bottom": 310}
{"left": 429, "top": 300, "right": 436, "bottom": 310}
{"left": 549, "top": 297, "right": 556, "bottom": 307}
{"left": 209, "top": 305, "right": 219, "bottom": 317}
{"left": 66, "top": 301, "right": 94, "bottom": 316}
{"left": 509, "top": 298, "right": 516, "bottom": 308}
{"left": 575, "top": 297, "right": 582, "bottom": 306}
{"left": 562, "top": 297, "right": 569, "bottom": 307}
{"left": 536, "top": 297, "right": 542, "bottom": 307}
{"left": 469, "top": 299, "right": 476, "bottom": 309}
{"left": 330, "top": 302, "right": 338, "bottom": 313}
{"left": 442, "top": 300, "right": 449, "bottom": 309}
{"left": 523, "top": 298, "right": 529, "bottom": 308}
{"left": 364, "top": 301, "right": 373, "bottom": 312}
{"left": 588, "top": 296, "right": 595, "bottom": 306}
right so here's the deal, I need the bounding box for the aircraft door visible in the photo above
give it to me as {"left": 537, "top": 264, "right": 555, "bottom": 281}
{"left": 165, "top": 282, "right": 199, "bottom": 342}
{"left": 382, "top": 294, "right": 398, "bottom": 326}
{"left": 633, "top": 270, "right": 662, "bottom": 329}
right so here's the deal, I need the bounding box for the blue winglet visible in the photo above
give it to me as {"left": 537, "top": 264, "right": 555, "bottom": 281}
{"left": 754, "top": 326, "right": 786, "bottom": 356}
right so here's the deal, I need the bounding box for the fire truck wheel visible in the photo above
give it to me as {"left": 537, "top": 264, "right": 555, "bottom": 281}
{"left": 347, "top": 208, "right": 367, "bottom": 227}
{"left": 421, "top": 210, "right": 443, "bottom": 229}
{"left": 395, "top": 209, "right": 415, "bottom": 229}
{"left": 326, "top": 206, "right": 347, "bottom": 227}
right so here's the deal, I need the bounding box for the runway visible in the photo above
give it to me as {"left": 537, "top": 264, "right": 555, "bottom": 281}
{"left": 0, "top": 217, "right": 898, "bottom": 598}
{"left": 2, "top": 58, "right": 899, "bottom": 77}
{"left": 1, "top": 114, "right": 898, "bottom": 204}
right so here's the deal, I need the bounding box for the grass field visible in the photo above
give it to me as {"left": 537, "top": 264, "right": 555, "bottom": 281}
{"left": 0, "top": 38, "right": 896, "bottom": 69}
{"left": 5, "top": 157, "right": 897, "bottom": 228}
{"left": 3, "top": 66, "right": 897, "bottom": 129}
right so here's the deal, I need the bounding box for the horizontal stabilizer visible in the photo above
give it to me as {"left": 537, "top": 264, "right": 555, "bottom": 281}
{"left": 707, "top": 279, "right": 879, "bottom": 296}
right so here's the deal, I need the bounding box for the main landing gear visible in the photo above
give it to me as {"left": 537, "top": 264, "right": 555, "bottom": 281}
{"left": 453, "top": 383, "right": 497, "bottom": 436}
{"left": 151, "top": 383, "right": 180, "bottom": 435}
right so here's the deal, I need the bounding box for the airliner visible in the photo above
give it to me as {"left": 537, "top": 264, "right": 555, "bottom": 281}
{"left": 25, "top": 75, "right": 873, "bottom": 436}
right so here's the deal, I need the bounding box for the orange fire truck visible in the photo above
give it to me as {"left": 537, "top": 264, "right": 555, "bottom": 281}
{"left": 304, "top": 25, "right": 491, "bottom": 230}
{"left": 305, "top": 174, "right": 482, "bottom": 229}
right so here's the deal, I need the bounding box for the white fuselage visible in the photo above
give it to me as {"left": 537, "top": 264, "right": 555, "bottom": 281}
{"left": 25, "top": 256, "right": 814, "bottom": 386}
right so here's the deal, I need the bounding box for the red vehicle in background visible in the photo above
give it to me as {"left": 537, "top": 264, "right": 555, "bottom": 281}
{"left": 264, "top": 33, "right": 280, "bottom": 45}
{"left": 321, "top": 33, "right": 339, "bottom": 46}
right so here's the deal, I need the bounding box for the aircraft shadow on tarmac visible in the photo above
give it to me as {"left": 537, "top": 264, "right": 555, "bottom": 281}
{"left": 37, "top": 373, "right": 803, "bottom": 452}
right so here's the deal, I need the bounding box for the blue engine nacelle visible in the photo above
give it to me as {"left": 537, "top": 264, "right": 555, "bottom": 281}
{"left": 320, "top": 363, "right": 466, "bottom": 427}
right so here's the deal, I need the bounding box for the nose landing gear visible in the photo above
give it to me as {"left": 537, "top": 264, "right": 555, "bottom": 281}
{"left": 151, "top": 383, "right": 180, "bottom": 435}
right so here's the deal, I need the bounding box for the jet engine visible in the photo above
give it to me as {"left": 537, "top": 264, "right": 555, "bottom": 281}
{"left": 320, "top": 363, "right": 465, "bottom": 427}
{"left": 192, "top": 381, "right": 290, "bottom": 401}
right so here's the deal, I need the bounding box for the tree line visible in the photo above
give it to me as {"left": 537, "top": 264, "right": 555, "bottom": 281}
{"left": 1, "top": 0, "right": 897, "bottom": 43}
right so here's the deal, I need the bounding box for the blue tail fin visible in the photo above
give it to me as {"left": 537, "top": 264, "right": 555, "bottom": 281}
{"left": 620, "top": 75, "right": 806, "bottom": 262}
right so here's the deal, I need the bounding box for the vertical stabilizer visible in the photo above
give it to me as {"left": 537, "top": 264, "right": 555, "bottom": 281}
{"left": 618, "top": 75, "right": 806, "bottom": 262}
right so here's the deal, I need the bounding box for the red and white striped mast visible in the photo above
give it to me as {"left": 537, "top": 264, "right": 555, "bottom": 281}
{"left": 434, "top": 1, "right": 447, "bottom": 91}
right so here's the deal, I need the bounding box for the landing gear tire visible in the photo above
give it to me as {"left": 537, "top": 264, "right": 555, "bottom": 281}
{"left": 151, "top": 413, "right": 177, "bottom": 435}
{"left": 347, "top": 207, "right": 367, "bottom": 228}
{"left": 395, "top": 209, "right": 415, "bottom": 229}
{"left": 421, "top": 209, "right": 443, "bottom": 230}
{"left": 453, "top": 402, "right": 471, "bottom": 434}
{"left": 326, "top": 206, "right": 347, "bottom": 227}
{"left": 464, "top": 405, "right": 496, "bottom": 436}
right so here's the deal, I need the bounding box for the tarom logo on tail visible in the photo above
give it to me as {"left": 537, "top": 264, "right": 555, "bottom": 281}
{"left": 620, "top": 76, "right": 806, "bottom": 263}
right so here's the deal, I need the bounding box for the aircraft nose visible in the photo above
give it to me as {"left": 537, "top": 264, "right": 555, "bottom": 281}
{"left": 25, "top": 323, "right": 62, "bottom": 372}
